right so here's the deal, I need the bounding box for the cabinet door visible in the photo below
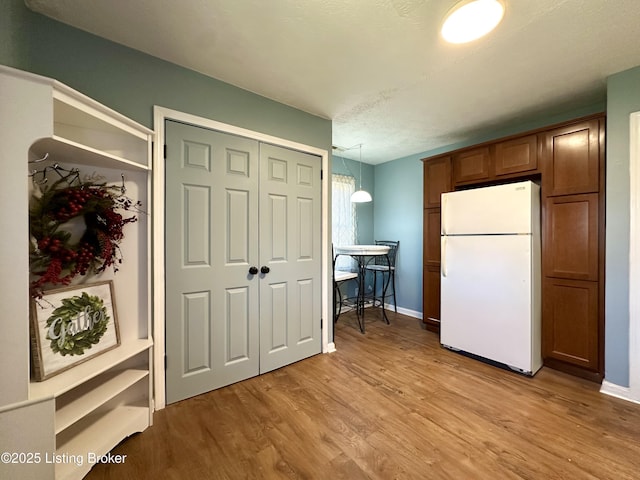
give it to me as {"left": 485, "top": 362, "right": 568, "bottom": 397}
{"left": 543, "top": 278, "right": 599, "bottom": 371}
{"left": 423, "top": 265, "right": 441, "bottom": 330}
{"left": 544, "top": 194, "right": 599, "bottom": 281}
{"left": 424, "top": 208, "right": 441, "bottom": 267}
{"left": 542, "top": 119, "right": 600, "bottom": 196}
{"left": 453, "top": 147, "right": 490, "bottom": 184}
{"left": 495, "top": 135, "right": 537, "bottom": 176}
{"left": 424, "top": 156, "right": 452, "bottom": 208}
{"left": 423, "top": 206, "right": 442, "bottom": 331}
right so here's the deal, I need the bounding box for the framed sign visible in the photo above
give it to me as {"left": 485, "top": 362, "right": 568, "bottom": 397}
{"left": 30, "top": 280, "right": 120, "bottom": 381}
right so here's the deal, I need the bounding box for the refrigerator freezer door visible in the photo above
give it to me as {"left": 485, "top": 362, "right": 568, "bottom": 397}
{"left": 440, "top": 234, "right": 540, "bottom": 373}
{"left": 441, "top": 181, "right": 539, "bottom": 235}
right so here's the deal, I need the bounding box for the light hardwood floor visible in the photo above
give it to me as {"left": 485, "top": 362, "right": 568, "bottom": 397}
{"left": 87, "top": 311, "right": 640, "bottom": 479}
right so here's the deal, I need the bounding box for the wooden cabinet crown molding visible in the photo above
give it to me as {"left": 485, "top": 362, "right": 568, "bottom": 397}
{"left": 421, "top": 112, "right": 604, "bottom": 165}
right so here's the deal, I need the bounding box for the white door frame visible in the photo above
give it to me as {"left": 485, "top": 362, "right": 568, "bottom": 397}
{"left": 152, "top": 106, "right": 333, "bottom": 410}
{"left": 622, "top": 111, "right": 640, "bottom": 402}
{"left": 601, "top": 111, "right": 640, "bottom": 404}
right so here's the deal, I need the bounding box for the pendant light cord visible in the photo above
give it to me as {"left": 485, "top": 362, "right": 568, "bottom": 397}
{"left": 358, "top": 143, "right": 363, "bottom": 189}
{"left": 337, "top": 142, "right": 371, "bottom": 202}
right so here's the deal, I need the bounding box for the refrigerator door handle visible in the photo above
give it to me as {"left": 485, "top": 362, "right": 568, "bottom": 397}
{"left": 441, "top": 236, "right": 447, "bottom": 277}
{"left": 441, "top": 194, "right": 447, "bottom": 235}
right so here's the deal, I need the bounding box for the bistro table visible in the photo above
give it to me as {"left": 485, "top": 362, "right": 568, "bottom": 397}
{"left": 334, "top": 244, "right": 391, "bottom": 333}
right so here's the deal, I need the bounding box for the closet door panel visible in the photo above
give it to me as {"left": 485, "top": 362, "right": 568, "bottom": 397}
{"left": 165, "top": 120, "right": 260, "bottom": 404}
{"left": 259, "top": 144, "right": 322, "bottom": 373}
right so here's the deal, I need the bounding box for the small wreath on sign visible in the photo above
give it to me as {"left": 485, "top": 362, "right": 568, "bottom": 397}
{"left": 29, "top": 169, "right": 141, "bottom": 298}
{"left": 46, "top": 291, "right": 110, "bottom": 356}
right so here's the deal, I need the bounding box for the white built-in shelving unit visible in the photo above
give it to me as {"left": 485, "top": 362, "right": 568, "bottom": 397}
{"left": 0, "top": 65, "right": 153, "bottom": 480}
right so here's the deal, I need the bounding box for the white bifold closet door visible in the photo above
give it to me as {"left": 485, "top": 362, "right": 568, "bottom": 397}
{"left": 165, "top": 120, "right": 321, "bottom": 404}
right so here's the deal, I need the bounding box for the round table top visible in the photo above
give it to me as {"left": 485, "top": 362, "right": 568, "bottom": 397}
{"left": 335, "top": 245, "right": 390, "bottom": 255}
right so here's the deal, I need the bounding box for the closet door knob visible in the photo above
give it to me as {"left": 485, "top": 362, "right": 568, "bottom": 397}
{"left": 249, "top": 266, "right": 259, "bottom": 275}
{"left": 260, "top": 266, "right": 270, "bottom": 274}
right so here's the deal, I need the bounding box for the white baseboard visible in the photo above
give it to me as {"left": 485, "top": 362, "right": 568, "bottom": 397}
{"left": 384, "top": 303, "right": 423, "bottom": 320}
{"left": 600, "top": 380, "right": 640, "bottom": 404}
{"left": 336, "top": 300, "right": 423, "bottom": 321}
{"left": 325, "top": 342, "right": 336, "bottom": 353}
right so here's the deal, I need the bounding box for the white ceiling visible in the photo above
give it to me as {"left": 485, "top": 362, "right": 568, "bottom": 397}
{"left": 25, "top": 0, "right": 640, "bottom": 164}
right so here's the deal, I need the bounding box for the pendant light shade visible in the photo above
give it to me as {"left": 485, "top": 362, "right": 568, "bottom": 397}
{"left": 351, "top": 189, "right": 373, "bottom": 203}
{"left": 350, "top": 143, "right": 372, "bottom": 203}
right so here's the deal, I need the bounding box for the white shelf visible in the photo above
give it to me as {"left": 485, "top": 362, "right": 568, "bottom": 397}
{"left": 53, "top": 86, "right": 151, "bottom": 142}
{"left": 30, "top": 136, "right": 151, "bottom": 172}
{"left": 0, "top": 65, "right": 153, "bottom": 480}
{"left": 55, "top": 369, "right": 149, "bottom": 434}
{"left": 30, "top": 338, "right": 152, "bottom": 400}
{"left": 52, "top": 91, "right": 151, "bottom": 168}
{"left": 55, "top": 405, "right": 149, "bottom": 480}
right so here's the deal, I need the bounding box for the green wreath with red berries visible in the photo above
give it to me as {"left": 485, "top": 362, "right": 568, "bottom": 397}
{"left": 29, "top": 171, "right": 141, "bottom": 298}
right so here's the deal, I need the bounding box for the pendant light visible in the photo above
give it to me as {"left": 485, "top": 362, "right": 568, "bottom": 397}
{"left": 350, "top": 144, "right": 372, "bottom": 203}
{"left": 441, "top": 0, "right": 505, "bottom": 44}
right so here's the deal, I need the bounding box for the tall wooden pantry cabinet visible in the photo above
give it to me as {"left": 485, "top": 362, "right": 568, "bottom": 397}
{"left": 422, "top": 114, "right": 605, "bottom": 381}
{"left": 422, "top": 156, "right": 452, "bottom": 332}
{"left": 0, "top": 66, "right": 154, "bottom": 480}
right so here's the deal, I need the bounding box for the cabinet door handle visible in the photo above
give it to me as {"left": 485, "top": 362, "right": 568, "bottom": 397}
{"left": 249, "top": 266, "right": 259, "bottom": 275}
{"left": 260, "top": 266, "right": 270, "bottom": 274}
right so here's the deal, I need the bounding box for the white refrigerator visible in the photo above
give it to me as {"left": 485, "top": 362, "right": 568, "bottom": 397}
{"left": 440, "top": 180, "right": 542, "bottom": 375}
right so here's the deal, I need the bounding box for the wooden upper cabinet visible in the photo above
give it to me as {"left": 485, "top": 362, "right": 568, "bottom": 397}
{"left": 494, "top": 135, "right": 538, "bottom": 176}
{"left": 542, "top": 119, "right": 600, "bottom": 196}
{"left": 424, "top": 156, "right": 452, "bottom": 208}
{"left": 544, "top": 194, "right": 599, "bottom": 281}
{"left": 453, "top": 147, "right": 490, "bottom": 184}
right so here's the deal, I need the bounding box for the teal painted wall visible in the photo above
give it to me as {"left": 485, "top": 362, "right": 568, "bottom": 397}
{"left": 604, "top": 65, "right": 640, "bottom": 387}
{"left": 0, "top": 0, "right": 29, "bottom": 67}
{"left": 373, "top": 154, "right": 424, "bottom": 313}
{"left": 0, "top": 0, "right": 331, "bottom": 152}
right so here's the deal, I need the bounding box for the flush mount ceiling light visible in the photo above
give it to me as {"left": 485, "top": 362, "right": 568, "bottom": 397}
{"left": 441, "top": 0, "right": 505, "bottom": 44}
{"left": 350, "top": 144, "right": 372, "bottom": 203}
